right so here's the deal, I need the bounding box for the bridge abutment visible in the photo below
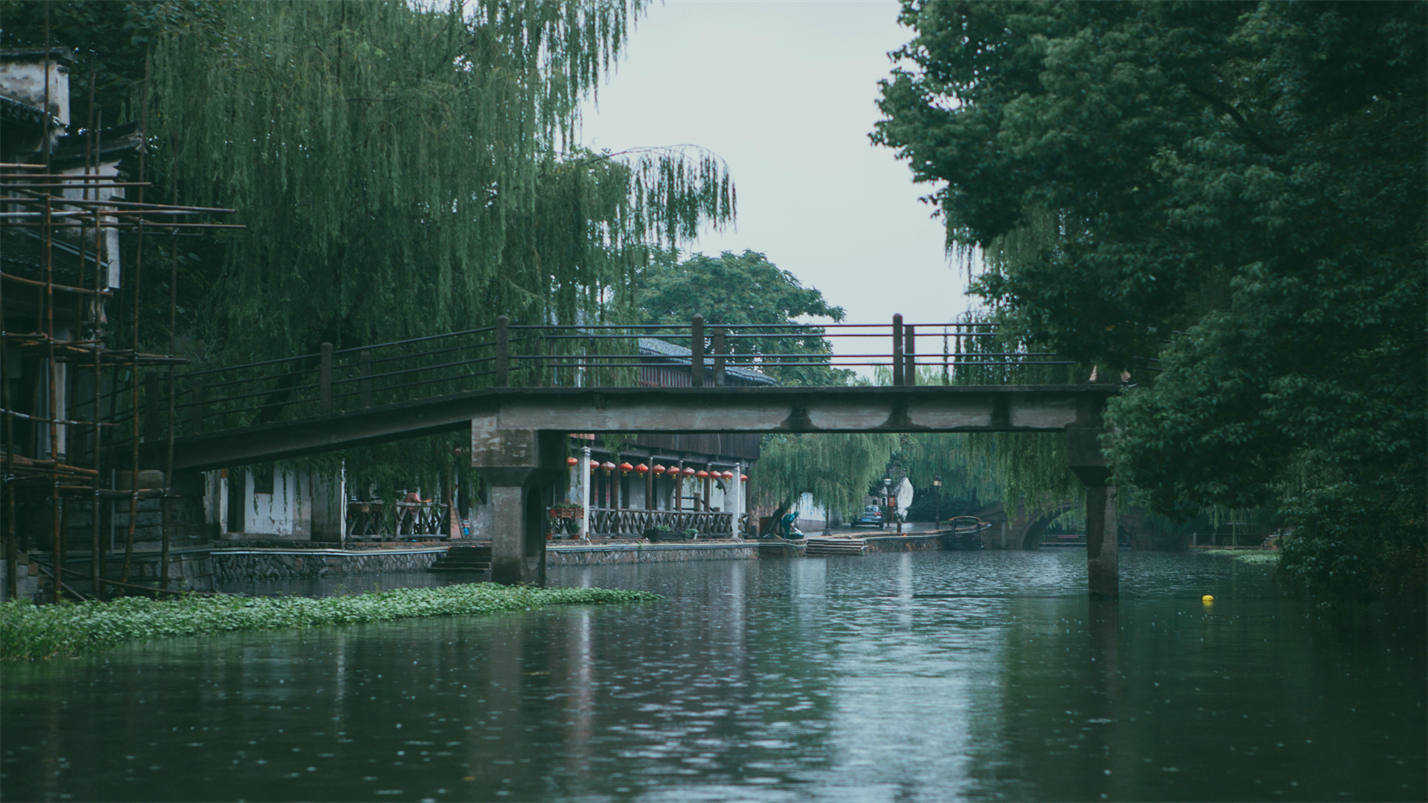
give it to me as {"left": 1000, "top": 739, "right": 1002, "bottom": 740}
{"left": 470, "top": 422, "right": 565, "bottom": 586}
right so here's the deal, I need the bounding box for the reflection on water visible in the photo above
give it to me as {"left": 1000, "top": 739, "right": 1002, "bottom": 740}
{"left": 2, "top": 551, "right": 1424, "bottom": 802}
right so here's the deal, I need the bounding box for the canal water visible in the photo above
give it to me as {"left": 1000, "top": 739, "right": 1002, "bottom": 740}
{"left": 2, "top": 551, "right": 1424, "bottom": 802}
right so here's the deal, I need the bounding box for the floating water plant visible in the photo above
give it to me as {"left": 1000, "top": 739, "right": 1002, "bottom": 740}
{"left": 1201, "top": 549, "right": 1280, "bottom": 565}
{"left": 0, "top": 584, "right": 659, "bottom": 661}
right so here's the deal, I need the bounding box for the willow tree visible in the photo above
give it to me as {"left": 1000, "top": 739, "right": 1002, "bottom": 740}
{"left": 754, "top": 433, "right": 900, "bottom": 523}
{"left": 147, "top": 0, "right": 733, "bottom": 362}
{"left": 140, "top": 0, "right": 734, "bottom": 501}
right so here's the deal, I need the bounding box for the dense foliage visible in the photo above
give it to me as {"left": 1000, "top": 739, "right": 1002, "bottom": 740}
{"left": 632, "top": 250, "right": 849, "bottom": 386}
{"left": 753, "top": 432, "right": 901, "bottom": 522}
{"left": 144, "top": 0, "right": 733, "bottom": 363}
{"left": 0, "top": 584, "right": 660, "bottom": 660}
{"left": 7, "top": 1, "right": 740, "bottom": 504}
{"left": 875, "top": 1, "right": 1426, "bottom": 604}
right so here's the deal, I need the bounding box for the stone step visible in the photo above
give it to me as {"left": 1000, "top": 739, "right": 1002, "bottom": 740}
{"left": 804, "top": 538, "right": 867, "bottom": 556}
{"left": 428, "top": 545, "right": 492, "bottom": 572}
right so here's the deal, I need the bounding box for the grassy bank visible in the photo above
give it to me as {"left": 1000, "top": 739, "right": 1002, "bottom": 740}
{"left": 0, "top": 584, "right": 660, "bottom": 661}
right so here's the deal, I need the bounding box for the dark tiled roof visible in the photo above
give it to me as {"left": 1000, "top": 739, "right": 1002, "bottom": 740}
{"left": 0, "top": 93, "right": 54, "bottom": 129}
{"left": 638, "top": 337, "right": 777, "bottom": 385}
{"left": 1, "top": 228, "right": 94, "bottom": 286}
{"left": 50, "top": 121, "right": 142, "bottom": 168}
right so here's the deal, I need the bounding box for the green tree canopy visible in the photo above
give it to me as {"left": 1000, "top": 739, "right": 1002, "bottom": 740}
{"left": 143, "top": 0, "right": 733, "bottom": 363}
{"left": 631, "top": 250, "right": 850, "bottom": 386}
{"left": 875, "top": 0, "right": 1426, "bottom": 602}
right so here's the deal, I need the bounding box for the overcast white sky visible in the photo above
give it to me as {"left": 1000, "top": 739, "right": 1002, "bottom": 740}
{"left": 579, "top": 0, "right": 977, "bottom": 341}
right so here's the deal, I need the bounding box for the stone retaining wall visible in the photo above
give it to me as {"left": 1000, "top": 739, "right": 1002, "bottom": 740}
{"left": 546, "top": 542, "right": 756, "bottom": 566}
{"left": 861, "top": 533, "right": 951, "bottom": 554}
{"left": 210, "top": 548, "right": 446, "bottom": 582}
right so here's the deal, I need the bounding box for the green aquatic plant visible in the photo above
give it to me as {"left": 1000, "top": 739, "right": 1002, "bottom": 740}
{"left": 0, "top": 584, "right": 659, "bottom": 661}
{"left": 1201, "top": 549, "right": 1280, "bottom": 566}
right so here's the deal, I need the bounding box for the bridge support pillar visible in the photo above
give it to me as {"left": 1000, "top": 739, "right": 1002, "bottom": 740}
{"left": 1084, "top": 484, "right": 1119, "bottom": 600}
{"left": 1068, "top": 426, "right": 1118, "bottom": 600}
{"left": 470, "top": 422, "right": 565, "bottom": 586}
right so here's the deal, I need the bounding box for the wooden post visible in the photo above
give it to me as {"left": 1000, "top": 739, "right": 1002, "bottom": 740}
{"left": 690, "top": 315, "right": 705, "bottom": 387}
{"left": 892, "top": 314, "right": 904, "bottom": 386}
{"left": 495, "top": 315, "right": 510, "bottom": 387}
{"left": 319, "top": 342, "right": 333, "bottom": 414}
{"left": 359, "top": 351, "right": 372, "bottom": 408}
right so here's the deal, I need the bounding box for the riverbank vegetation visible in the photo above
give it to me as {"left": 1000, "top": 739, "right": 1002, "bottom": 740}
{"left": 0, "top": 584, "right": 659, "bottom": 662}
{"left": 875, "top": 1, "right": 1426, "bottom": 606}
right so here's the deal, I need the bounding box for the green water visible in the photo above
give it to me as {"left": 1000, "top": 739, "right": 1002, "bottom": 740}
{"left": 2, "top": 551, "right": 1424, "bottom": 802}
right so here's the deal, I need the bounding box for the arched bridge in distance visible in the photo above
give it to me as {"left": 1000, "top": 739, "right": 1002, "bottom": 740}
{"left": 123, "top": 316, "right": 1131, "bottom": 598}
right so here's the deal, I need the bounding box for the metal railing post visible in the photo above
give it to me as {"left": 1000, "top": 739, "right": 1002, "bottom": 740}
{"left": 359, "top": 350, "right": 372, "bottom": 408}
{"left": 495, "top": 316, "right": 510, "bottom": 386}
{"left": 143, "top": 370, "right": 160, "bottom": 441}
{"left": 190, "top": 377, "right": 205, "bottom": 435}
{"left": 712, "top": 328, "right": 726, "bottom": 387}
{"left": 691, "top": 315, "right": 705, "bottom": 388}
{"left": 319, "top": 342, "right": 333, "bottom": 413}
{"left": 892, "top": 314, "right": 904, "bottom": 386}
{"left": 904, "top": 325, "right": 916, "bottom": 386}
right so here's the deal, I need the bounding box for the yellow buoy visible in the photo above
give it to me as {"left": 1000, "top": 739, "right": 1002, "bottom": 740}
{"left": 1202, "top": 594, "right": 1214, "bottom": 604}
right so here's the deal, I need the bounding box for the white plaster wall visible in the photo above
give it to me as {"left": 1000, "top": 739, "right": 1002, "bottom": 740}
{"left": 0, "top": 58, "right": 71, "bottom": 125}
{"left": 796, "top": 492, "right": 828, "bottom": 528}
{"left": 241, "top": 467, "right": 309, "bottom": 538}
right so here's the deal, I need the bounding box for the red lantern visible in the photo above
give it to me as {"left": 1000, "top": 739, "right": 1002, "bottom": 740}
{"left": 682, "top": 467, "right": 696, "bottom": 477}
{"left": 619, "top": 462, "right": 634, "bottom": 474}
{"left": 721, "top": 470, "right": 735, "bottom": 480}
{"left": 652, "top": 464, "right": 667, "bottom": 475}
{"left": 590, "top": 461, "right": 599, "bottom": 473}
{"left": 634, "top": 464, "right": 650, "bottom": 475}
{"left": 740, "top": 474, "right": 748, "bottom": 482}
{"left": 601, "top": 461, "right": 617, "bottom": 473}
{"left": 566, "top": 457, "right": 579, "bottom": 467}
{"left": 695, "top": 470, "right": 710, "bottom": 479}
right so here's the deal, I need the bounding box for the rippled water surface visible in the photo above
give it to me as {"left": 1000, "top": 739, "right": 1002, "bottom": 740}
{"left": 3, "top": 551, "right": 1424, "bottom": 802}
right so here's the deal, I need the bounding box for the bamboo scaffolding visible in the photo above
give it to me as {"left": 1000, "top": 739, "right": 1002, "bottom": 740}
{"left": 0, "top": 58, "right": 236, "bottom": 602}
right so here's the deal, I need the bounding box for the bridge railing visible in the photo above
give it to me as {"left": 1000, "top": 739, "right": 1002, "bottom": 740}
{"left": 105, "top": 316, "right": 1093, "bottom": 449}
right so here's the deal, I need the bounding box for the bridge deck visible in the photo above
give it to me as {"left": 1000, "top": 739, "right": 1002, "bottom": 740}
{"left": 152, "top": 384, "right": 1117, "bottom": 471}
